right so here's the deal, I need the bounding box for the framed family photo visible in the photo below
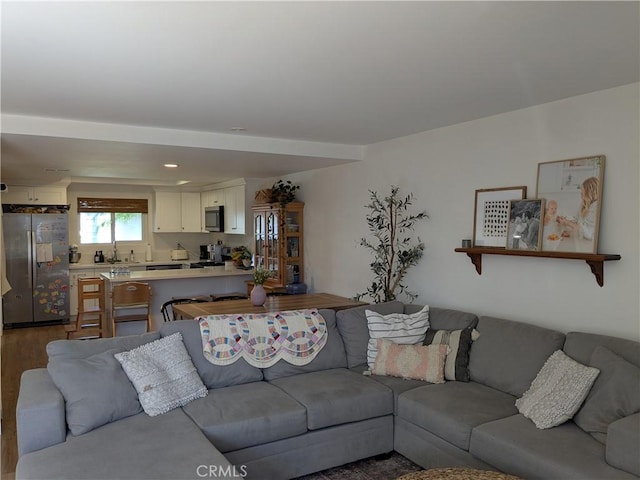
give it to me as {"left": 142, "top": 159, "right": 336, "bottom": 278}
{"left": 473, "top": 186, "right": 527, "bottom": 248}
{"left": 506, "top": 199, "right": 544, "bottom": 251}
{"left": 536, "top": 156, "right": 605, "bottom": 253}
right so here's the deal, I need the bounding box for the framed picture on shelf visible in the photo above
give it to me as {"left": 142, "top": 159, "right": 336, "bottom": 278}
{"left": 506, "top": 199, "right": 544, "bottom": 251}
{"left": 473, "top": 186, "right": 527, "bottom": 248}
{"left": 536, "top": 155, "right": 604, "bottom": 253}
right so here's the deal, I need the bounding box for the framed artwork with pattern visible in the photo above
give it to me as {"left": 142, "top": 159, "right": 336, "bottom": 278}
{"left": 473, "top": 186, "right": 527, "bottom": 248}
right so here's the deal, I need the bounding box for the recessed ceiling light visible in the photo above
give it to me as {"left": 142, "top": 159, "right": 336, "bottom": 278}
{"left": 164, "top": 163, "right": 179, "bottom": 168}
{"left": 230, "top": 127, "right": 246, "bottom": 131}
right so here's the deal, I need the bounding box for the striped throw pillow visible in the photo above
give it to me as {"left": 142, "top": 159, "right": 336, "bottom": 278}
{"left": 366, "top": 305, "right": 430, "bottom": 369}
{"left": 424, "top": 327, "right": 480, "bottom": 382}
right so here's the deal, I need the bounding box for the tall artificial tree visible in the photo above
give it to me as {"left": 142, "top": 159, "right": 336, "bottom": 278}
{"left": 357, "top": 186, "right": 428, "bottom": 303}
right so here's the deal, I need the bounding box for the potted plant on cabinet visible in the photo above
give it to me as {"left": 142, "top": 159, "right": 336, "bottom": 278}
{"left": 250, "top": 267, "right": 272, "bottom": 306}
{"left": 270, "top": 180, "right": 300, "bottom": 207}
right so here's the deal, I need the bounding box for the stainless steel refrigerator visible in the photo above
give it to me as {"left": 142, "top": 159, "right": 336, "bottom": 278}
{"left": 2, "top": 211, "right": 70, "bottom": 326}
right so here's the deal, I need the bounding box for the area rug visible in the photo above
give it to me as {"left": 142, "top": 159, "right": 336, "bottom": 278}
{"left": 293, "top": 453, "right": 423, "bottom": 480}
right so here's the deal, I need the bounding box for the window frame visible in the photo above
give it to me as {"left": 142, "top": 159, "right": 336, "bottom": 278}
{"left": 77, "top": 197, "right": 148, "bottom": 245}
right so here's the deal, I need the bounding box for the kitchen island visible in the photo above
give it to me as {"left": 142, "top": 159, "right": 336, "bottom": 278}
{"left": 100, "top": 266, "right": 253, "bottom": 335}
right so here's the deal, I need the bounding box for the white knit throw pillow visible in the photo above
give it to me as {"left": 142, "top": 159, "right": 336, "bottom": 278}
{"left": 115, "top": 333, "right": 207, "bottom": 416}
{"left": 516, "top": 350, "right": 599, "bottom": 429}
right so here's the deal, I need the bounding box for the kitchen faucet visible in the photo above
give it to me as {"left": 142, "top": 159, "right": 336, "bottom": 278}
{"left": 113, "top": 241, "right": 119, "bottom": 262}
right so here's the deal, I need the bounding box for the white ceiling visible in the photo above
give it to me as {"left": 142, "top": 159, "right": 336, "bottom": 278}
{"left": 1, "top": 1, "right": 638, "bottom": 188}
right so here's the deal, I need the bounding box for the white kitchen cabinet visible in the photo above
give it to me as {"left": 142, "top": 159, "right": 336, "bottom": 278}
{"left": 201, "top": 189, "right": 224, "bottom": 208}
{"left": 224, "top": 185, "right": 246, "bottom": 234}
{"left": 154, "top": 192, "right": 201, "bottom": 232}
{"left": 180, "top": 192, "right": 202, "bottom": 232}
{"left": 1, "top": 185, "right": 67, "bottom": 205}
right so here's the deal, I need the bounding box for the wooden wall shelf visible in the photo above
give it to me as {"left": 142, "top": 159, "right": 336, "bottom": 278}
{"left": 454, "top": 247, "right": 621, "bottom": 287}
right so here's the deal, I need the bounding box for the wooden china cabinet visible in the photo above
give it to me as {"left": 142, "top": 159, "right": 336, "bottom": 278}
{"left": 250, "top": 201, "right": 304, "bottom": 293}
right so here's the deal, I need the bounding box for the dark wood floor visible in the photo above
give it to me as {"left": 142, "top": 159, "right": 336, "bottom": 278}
{"left": 1, "top": 324, "right": 67, "bottom": 477}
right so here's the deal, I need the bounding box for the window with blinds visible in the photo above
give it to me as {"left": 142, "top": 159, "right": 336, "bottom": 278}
{"left": 78, "top": 198, "right": 148, "bottom": 244}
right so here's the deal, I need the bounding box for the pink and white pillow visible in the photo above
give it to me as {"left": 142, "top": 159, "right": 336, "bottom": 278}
{"left": 371, "top": 338, "right": 449, "bottom": 383}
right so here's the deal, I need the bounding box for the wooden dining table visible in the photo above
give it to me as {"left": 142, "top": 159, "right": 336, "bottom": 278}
{"left": 172, "top": 293, "right": 368, "bottom": 319}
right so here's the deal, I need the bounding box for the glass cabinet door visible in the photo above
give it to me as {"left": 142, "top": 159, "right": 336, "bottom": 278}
{"left": 254, "top": 213, "right": 265, "bottom": 267}
{"left": 265, "top": 210, "right": 279, "bottom": 274}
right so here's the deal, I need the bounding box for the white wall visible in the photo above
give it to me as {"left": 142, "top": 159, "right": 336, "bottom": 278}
{"left": 295, "top": 83, "right": 639, "bottom": 341}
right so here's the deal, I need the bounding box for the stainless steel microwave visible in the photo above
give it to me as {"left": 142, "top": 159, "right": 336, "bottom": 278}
{"left": 204, "top": 206, "right": 224, "bottom": 232}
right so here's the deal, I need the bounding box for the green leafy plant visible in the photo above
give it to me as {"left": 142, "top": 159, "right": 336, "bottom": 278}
{"left": 253, "top": 267, "right": 272, "bottom": 285}
{"left": 356, "top": 186, "right": 428, "bottom": 303}
{"left": 270, "top": 179, "right": 300, "bottom": 207}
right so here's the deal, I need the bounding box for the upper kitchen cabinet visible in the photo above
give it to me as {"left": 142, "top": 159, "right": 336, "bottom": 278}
{"left": 224, "top": 185, "right": 245, "bottom": 234}
{"left": 201, "top": 189, "right": 224, "bottom": 208}
{"left": 1, "top": 185, "right": 67, "bottom": 205}
{"left": 153, "top": 191, "right": 201, "bottom": 233}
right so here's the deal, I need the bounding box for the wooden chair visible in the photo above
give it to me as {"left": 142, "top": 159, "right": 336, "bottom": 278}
{"left": 65, "top": 277, "right": 106, "bottom": 339}
{"left": 210, "top": 292, "right": 248, "bottom": 302}
{"left": 111, "top": 282, "right": 152, "bottom": 335}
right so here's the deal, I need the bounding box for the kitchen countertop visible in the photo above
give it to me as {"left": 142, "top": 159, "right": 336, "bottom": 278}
{"left": 99, "top": 265, "right": 253, "bottom": 282}
{"left": 70, "top": 260, "right": 190, "bottom": 270}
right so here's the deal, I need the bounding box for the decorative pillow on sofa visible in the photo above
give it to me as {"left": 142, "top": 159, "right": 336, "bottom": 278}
{"left": 516, "top": 350, "right": 599, "bottom": 429}
{"left": 573, "top": 346, "right": 640, "bottom": 444}
{"left": 115, "top": 333, "right": 207, "bottom": 416}
{"left": 424, "top": 327, "right": 479, "bottom": 382}
{"left": 371, "top": 339, "right": 448, "bottom": 383}
{"left": 47, "top": 348, "right": 142, "bottom": 436}
{"left": 366, "top": 305, "right": 430, "bottom": 369}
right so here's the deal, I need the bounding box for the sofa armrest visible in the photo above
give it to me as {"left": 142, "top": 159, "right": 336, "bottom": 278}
{"left": 16, "top": 368, "right": 66, "bottom": 456}
{"left": 606, "top": 412, "right": 640, "bottom": 476}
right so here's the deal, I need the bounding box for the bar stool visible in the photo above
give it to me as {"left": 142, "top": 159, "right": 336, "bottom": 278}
{"left": 65, "top": 277, "right": 106, "bottom": 339}
{"left": 111, "top": 282, "right": 152, "bottom": 335}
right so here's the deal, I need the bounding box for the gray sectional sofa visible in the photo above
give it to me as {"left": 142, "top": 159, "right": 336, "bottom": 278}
{"left": 15, "top": 301, "right": 640, "bottom": 480}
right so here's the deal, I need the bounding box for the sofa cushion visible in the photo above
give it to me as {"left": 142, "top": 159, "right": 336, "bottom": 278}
{"left": 574, "top": 346, "right": 640, "bottom": 443}
{"left": 404, "top": 305, "right": 479, "bottom": 331}
{"left": 351, "top": 364, "right": 427, "bottom": 414}
{"left": 336, "top": 301, "right": 404, "bottom": 368}
{"left": 516, "top": 350, "right": 599, "bottom": 429}
{"left": 366, "top": 306, "right": 430, "bottom": 369}
{"left": 371, "top": 339, "right": 448, "bottom": 383}
{"left": 160, "top": 319, "right": 263, "bottom": 389}
{"left": 606, "top": 413, "right": 640, "bottom": 476}
{"left": 563, "top": 331, "right": 640, "bottom": 368}
{"left": 115, "top": 333, "right": 207, "bottom": 416}
{"left": 470, "top": 414, "right": 637, "bottom": 480}
{"left": 262, "top": 309, "right": 347, "bottom": 381}
{"left": 46, "top": 332, "right": 160, "bottom": 360}
{"left": 182, "top": 381, "right": 308, "bottom": 453}
{"left": 397, "top": 381, "right": 518, "bottom": 450}
{"left": 424, "top": 327, "right": 479, "bottom": 381}
{"left": 468, "top": 316, "right": 565, "bottom": 397}
{"left": 16, "top": 409, "right": 237, "bottom": 480}
{"left": 47, "top": 349, "right": 141, "bottom": 436}
{"left": 269, "top": 368, "right": 393, "bottom": 430}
